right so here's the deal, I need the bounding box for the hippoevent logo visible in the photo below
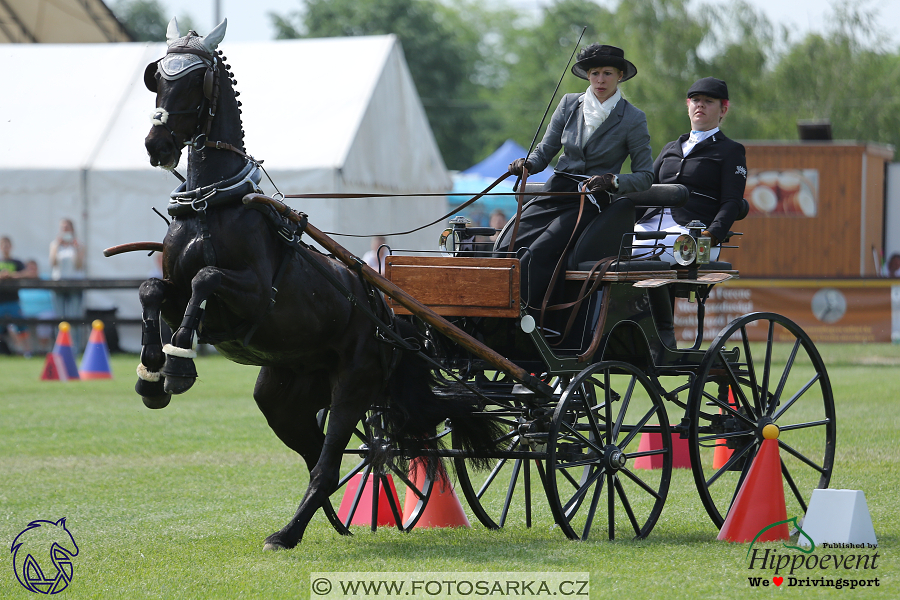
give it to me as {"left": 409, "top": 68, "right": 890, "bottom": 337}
{"left": 745, "top": 517, "right": 880, "bottom": 590}
{"left": 10, "top": 518, "right": 79, "bottom": 594}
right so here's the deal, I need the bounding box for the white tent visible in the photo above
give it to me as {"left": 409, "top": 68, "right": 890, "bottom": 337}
{"left": 0, "top": 35, "right": 451, "bottom": 350}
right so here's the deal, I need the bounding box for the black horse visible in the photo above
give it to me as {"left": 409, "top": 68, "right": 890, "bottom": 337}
{"left": 138, "top": 18, "right": 496, "bottom": 550}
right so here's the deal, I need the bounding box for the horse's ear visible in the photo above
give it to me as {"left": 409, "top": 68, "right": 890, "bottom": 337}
{"left": 144, "top": 61, "right": 159, "bottom": 92}
{"left": 166, "top": 17, "right": 181, "bottom": 44}
{"left": 200, "top": 18, "right": 227, "bottom": 54}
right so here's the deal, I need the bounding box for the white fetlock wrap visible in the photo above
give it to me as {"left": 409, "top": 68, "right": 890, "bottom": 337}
{"left": 163, "top": 344, "right": 197, "bottom": 359}
{"left": 136, "top": 363, "right": 161, "bottom": 382}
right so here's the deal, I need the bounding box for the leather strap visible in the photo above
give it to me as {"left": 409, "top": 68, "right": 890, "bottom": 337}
{"left": 507, "top": 169, "right": 530, "bottom": 253}
{"left": 537, "top": 185, "right": 589, "bottom": 333}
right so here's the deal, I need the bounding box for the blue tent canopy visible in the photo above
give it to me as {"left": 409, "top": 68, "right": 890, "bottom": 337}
{"left": 461, "top": 139, "right": 553, "bottom": 183}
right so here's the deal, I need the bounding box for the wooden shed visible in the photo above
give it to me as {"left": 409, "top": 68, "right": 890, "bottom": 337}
{"left": 724, "top": 142, "right": 894, "bottom": 278}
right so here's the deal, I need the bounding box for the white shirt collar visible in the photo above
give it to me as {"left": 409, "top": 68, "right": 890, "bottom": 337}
{"left": 681, "top": 126, "right": 719, "bottom": 156}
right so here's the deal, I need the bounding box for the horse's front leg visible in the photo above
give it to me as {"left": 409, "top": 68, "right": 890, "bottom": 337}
{"left": 136, "top": 277, "right": 176, "bottom": 409}
{"left": 161, "top": 267, "right": 223, "bottom": 395}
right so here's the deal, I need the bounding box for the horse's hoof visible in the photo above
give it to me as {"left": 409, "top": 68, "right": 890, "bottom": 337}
{"left": 262, "top": 541, "right": 287, "bottom": 551}
{"left": 136, "top": 378, "right": 171, "bottom": 409}
{"left": 163, "top": 375, "right": 196, "bottom": 395}
{"left": 160, "top": 355, "right": 198, "bottom": 394}
{"left": 263, "top": 533, "right": 294, "bottom": 551}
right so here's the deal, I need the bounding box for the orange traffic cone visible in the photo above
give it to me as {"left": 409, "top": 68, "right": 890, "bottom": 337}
{"left": 40, "top": 352, "right": 69, "bottom": 381}
{"left": 336, "top": 473, "right": 401, "bottom": 527}
{"left": 713, "top": 388, "right": 737, "bottom": 469}
{"left": 633, "top": 429, "right": 691, "bottom": 469}
{"left": 717, "top": 424, "right": 789, "bottom": 543}
{"left": 79, "top": 320, "right": 113, "bottom": 379}
{"left": 51, "top": 322, "right": 80, "bottom": 380}
{"left": 402, "top": 459, "right": 470, "bottom": 528}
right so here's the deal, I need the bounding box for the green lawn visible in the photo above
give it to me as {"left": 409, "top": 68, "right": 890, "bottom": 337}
{"left": 0, "top": 346, "right": 897, "bottom": 599}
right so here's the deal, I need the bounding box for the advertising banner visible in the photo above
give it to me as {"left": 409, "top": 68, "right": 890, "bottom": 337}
{"left": 674, "top": 280, "right": 899, "bottom": 344}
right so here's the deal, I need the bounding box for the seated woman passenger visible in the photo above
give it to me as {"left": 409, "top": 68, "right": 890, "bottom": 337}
{"left": 633, "top": 77, "right": 747, "bottom": 264}
{"left": 498, "top": 43, "right": 653, "bottom": 313}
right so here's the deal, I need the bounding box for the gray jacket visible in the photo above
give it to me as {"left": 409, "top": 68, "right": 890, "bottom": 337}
{"left": 527, "top": 92, "right": 653, "bottom": 194}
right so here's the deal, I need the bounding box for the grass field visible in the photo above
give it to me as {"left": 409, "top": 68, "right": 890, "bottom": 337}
{"left": 1, "top": 345, "right": 897, "bottom": 599}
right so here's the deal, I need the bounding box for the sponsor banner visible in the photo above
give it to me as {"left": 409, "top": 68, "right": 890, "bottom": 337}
{"left": 674, "top": 281, "right": 898, "bottom": 343}
{"left": 746, "top": 168, "right": 819, "bottom": 217}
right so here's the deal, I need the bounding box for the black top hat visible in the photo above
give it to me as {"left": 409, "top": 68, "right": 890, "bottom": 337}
{"left": 571, "top": 44, "right": 637, "bottom": 82}
{"left": 687, "top": 77, "right": 729, "bottom": 100}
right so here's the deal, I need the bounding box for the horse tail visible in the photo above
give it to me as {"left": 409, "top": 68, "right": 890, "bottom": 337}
{"left": 382, "top": 319, "right": 502, "bottom": 479}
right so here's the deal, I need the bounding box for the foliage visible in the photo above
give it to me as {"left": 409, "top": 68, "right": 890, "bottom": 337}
{"left": 111, "top": 0, "right": 196, "bottom": 42}
{"left": 266, "top": 0, "right": 900, "bottom": 170}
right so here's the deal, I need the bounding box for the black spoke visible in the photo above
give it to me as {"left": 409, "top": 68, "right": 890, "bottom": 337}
{"left": 770, "top": 339, "right": 801, "bottom": 415}
{"left": 781, "top": 459, "right": 809, "bottom": 512}
{"left": 618, "top": 405, "right": 659, "bottom": 451}
{"left": 344, "top": 464, "right": 372, "bottom": 527}
{"left": 740, "top": 324, "right": 762, "bottom": 415}
{"left": 773, "top": 373, "right": 821, "bottom": 421}
{"left": 615, "top": 475, "right": 643, "bottom": 537}
{"left": 705, "top": 439, "right": 755, "bottom": 488}
{"left": 499, "top": 459, "right": 522, "bottom": 528}
{"left": 778, "top": 439, "right": 827, "bottom": 474}
{"left": 563, "top": 467, "right": 604, "bottom": 518}
{"left": 618, "top": 466, "right": 665, "bottom": 501}
{"left": 581, "top": 475, "right": 604, "bottom": 540}
{"left": 612, "top": 376, "right": 636, "bottom": 441}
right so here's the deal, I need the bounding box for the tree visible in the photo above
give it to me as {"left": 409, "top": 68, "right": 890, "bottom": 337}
{"left": 111, "top": 0, "right": 196, "bottom": 42}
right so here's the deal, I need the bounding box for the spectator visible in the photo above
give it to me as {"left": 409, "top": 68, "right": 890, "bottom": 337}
{"left": 363, "top": 236, "right": 389, "bottom": 274}
{"left": 49, "top": 218, "right": 86, "bottom": 346}
{"left": 883, "top": 253, "right": 900, "bottom": 278}
{"left": 0, "top": 236, "right": 29, "bottom": 354}
{"left": 488, "top": 209, "right": 508, "bottom": 241}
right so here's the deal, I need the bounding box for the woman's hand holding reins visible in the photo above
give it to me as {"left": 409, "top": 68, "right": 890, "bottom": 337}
{"left": 508, "top": 158, "right": 532, "bottom": 176}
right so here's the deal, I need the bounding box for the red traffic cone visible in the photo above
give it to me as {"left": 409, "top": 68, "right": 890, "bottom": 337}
{"left": 52, "top": 322, "right": 80, "bottom": 380}
{"left": 717, "top": 425, "right": 789, "bottom": 543}
{"left": 713, "top": 388, "right": 737, "bottom": 469}
{"left": 40, "top": 352, "right": 69, "bottom": 381}
{"left": 336, "top": 473, "right": 401, "bottom": 527}
{"left": 402, "top": 459, "right": 470, "bottom": 528}
{"left": 79, "top": 320, "right": 113, "bottom": 379}
{"left": 633, "top": 428, "right": 691, "bottom": 469}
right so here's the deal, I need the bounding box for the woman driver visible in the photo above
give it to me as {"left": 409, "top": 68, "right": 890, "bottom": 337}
{"left": 499, "top": 44, "right": 653, "bottom": 317}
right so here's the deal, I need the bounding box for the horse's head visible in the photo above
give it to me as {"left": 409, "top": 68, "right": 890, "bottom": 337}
{"left": 144, "top": 18, "right": 228, "bottom": 170}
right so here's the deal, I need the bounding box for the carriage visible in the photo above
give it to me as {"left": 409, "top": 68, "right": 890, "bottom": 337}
{"left": 245, "top": 181, "right": 835, "bottom": 543}
{"left": 125, "top": 18, "right": 835, "bottom": 549}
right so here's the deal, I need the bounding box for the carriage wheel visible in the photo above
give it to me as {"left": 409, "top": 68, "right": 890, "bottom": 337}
{"left": 687, "top": 312, "right": 836, "bottom": 528}
{"left": 453, "top": 399, "right": 553, "bottom": 530}
{"left": 547, "top": 361, "right": 672, "bottom": 540}
{"left": 317, "top": 408, "right": 435, "bottom": 535}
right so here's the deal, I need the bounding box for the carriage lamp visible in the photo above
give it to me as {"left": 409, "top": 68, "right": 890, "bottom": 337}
{"left": 438, "top": 216, "right": 469, "bottom": 256}
{"left": 438, "top": 216, "right": 495, "bottom": 257}
{"left": 673, "top": 220, "right": 711, "bottom": 266}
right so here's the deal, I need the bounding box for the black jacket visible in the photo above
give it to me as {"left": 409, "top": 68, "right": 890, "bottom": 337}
{"left": 652, "top": 131, "right": 747, "bottom": 242}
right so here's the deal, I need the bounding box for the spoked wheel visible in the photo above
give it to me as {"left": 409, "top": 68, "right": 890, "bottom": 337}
{"left": 687, "top": 312, "right": 836, "bottom": 528}
{"left": 547, "top": 361, "right": 672, "bottom": 540}
{"left": 317, "top": 408, "right": 435, "bottom": 535}
{"left": 453, "top": 399, "right": 554, "bottom": 530}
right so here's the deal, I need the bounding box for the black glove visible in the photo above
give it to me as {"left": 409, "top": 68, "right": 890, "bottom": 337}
{"left": 586, "top": 173, "right": 617, "bottom": 193}
{"left": 508, "top": 158, "right": 532, "bottom": 176}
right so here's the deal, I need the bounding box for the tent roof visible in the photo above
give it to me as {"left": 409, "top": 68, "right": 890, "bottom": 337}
{"left": 0, "top": 34, "right": 450, "bottom": 191}
{"left": 0, "top": 0, "right": 131, "bottom": 43}
{"left": 461, "top": 139, "right": 553, "bottom": 183}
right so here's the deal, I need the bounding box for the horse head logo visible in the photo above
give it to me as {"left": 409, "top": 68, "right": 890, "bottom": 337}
{"left": 11, "top": 518, "right": 79, "bottom": 594}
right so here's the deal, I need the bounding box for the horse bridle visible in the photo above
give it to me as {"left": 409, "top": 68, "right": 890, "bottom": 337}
{"left": 145, "top": 46, "right": 222, "bottom": 152}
